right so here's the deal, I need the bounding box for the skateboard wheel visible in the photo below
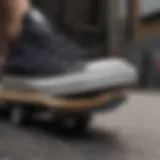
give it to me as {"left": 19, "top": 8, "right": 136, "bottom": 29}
{"left": 10, "top": 104, "right": 31, "bottom": 127}
{"left": 53, "top": 113, "right": 91, "bottom": 132}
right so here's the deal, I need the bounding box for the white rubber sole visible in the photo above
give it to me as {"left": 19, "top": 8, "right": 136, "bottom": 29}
{"left": 2, "top": 58, "right": 138, "bottom": 96}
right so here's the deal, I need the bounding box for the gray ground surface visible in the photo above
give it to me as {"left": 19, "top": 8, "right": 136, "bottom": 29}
{"left": 0, "top": 91, "right": 160, "bottom": 160}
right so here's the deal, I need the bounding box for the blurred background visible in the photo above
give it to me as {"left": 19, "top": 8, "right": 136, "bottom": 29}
{"left": 0, "top": 1, "right": 160, "bottom": 160}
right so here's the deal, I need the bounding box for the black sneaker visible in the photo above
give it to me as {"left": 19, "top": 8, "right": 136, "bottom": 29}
{"left": 3, "top": 8, "right": 137, "bottom": 96}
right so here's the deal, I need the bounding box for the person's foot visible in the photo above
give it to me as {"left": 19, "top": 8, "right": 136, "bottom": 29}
{"left": 2, "top": 8, "right": 137, "bottom": 96}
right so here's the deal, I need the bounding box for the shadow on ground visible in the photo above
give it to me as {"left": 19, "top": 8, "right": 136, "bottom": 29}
{"left": 0, "top": 111, "right": 127, "bottom": 160}
{"left": 31, "top": 120, "right": 127, "bottom": 159}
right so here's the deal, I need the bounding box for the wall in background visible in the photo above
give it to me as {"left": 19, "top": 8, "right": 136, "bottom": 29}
{"left": 119, "top": 0, "right": 160, "bottom": 19}
{"left": 119, "top": 0, "right": 160, "bottom": 40}
{"left": 140, "top": 0, "right": 160, "bottom": 15}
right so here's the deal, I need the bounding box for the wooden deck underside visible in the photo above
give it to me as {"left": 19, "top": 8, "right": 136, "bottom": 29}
{"left": 0, "top": 89, "right": 123, "bottom": 110}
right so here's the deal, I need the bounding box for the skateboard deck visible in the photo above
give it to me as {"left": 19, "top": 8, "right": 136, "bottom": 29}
{"left": 0, "top": 88, "right": 124, "bottom": 110}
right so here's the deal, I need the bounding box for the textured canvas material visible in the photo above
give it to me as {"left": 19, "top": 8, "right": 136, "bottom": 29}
{"left": 5, "top": 8, "right": 95, "bottom": 77}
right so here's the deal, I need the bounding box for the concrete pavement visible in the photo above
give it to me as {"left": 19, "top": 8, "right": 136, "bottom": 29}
{"left": 0, "top": 92, "right": 160, "bottom": 160}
